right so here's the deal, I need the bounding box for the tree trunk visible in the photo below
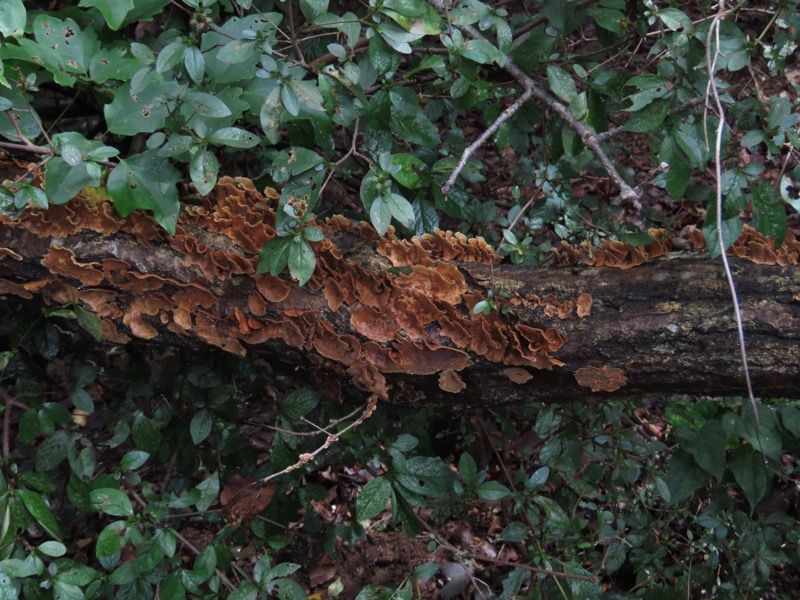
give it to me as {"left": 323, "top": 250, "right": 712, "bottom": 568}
{"left": 1, "top": 177, "right": 799, "bottom": 405}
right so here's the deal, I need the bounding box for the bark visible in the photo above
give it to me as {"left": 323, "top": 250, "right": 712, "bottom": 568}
{"left": 1, "top": 177, "right": 799, "bottom": 405}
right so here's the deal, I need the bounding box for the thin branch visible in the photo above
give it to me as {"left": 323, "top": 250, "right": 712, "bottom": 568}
{"left": 593, "top": 96, "right": 709, "bottom": 143}
{"left": 705, "top": 3, "right": 761, "bottom": 445}
{"left": 442, "top": 87, "right": 532, "bottom": 195}
{"left": 253, "top": 394, "right": 378, "bottom": 487}
{"left": 127, "top": 487, "right": 237, "bottom": 593}
{"left": 435, "top": 19, "right": 639, "bottom": 201}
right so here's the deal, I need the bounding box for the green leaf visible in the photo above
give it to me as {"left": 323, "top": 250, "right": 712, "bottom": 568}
{"left": 35, "top": 430, "right": 70, "bottom": 471}
{"left": 702, "top": 210, "right": 743, "bottom": 259}
{"left": 120, "top": 450, "right": 150, "bottom": 471}
{"left": 195, "top": 471, "right": 219, "bottom": 512}
{"left": 272, "top": 148, "right": 323, "bottom": 183}
{"left": 17, "top": 489, "right": 62, "bottom": 539}
{"left": 281, "top": 85, "right": 300, "bottom": 117}
{"left": 281, "top": 389, "right": 320, "bottom": 419}
{"left": 44, "top": 158, "right": 101, "bottom": 205}
{"left": 369, "top": 35, "right": 395, "bottom": 74}
{"left": 70, "top": 388, "right": 94, "bottom": 413}
{"left": 229, "top": 583, "right": 259, "bottom": 600}
{"left": 132, "top": 412, "right": 162, "bottom": 455}
{"left": 288, "top": 237, "right": 316, "bottom": 286}
{"left": 36, "top": 541, "right": 66, "bottom": 557}
{"left": 623, "top": 99, "right": 669, "bottom": 133}
{"left": 459, "top": 39, "right": 505, "bottom": 66}
{"left": 74, "top": 306, "right": 103, "bottom": 341}
{"left": 475, "top": 481, "right": 511, "bottom": 501}
{"left": 90, "top": 488, "right": 134, "bottom": 517}
{"left": 302, "top": 226, "right": 324, "bottom": 242}
{"left": 676, "top": 419, "right": 726, "bottom": 478}
{"left": 729, "top": 448, "right": 768, "bottom": 512}
{"left": 183, "top": 46, "right": 205, "bottom": 84}
{"left": 547, "top": 65, "right": 578, "bottom": 103}
{"left": 534, "top": 495, "right": 570, "bottom": 529}
{"left": 286, "top": 78, "right": 325, "bottom": 114}
{"left": 389, "top": 153, "right": 427, "bottom": 189}
{"left": 257, "top": 236, "right": 293, "bottom": 276}
{"left": 190, "top": 147, "right": 219, "bottom": 196}
{"left": 190, "top": 409, "right": 214, "bottom": 445}
{"left": 268, "top": 578, "right": 307, "bottom": 600}
{"left": 104, "top": 77, "right": 184, "bottom": 135}
{"left": 370, "top": 197, "right": 392, "bottom": 236}
{"left": 96, "top": 520, "right": 130, "bottom": 558}
{"left": 156, "top": 39, "right": 186, "bottom": 73}
{"left": 458, "top": 453, "right": 478, "bottom": 487}
{"left": 108, "top": 151, "right": 181, "bottom": 234}
{"left": 0, "top": 0, "right": 25, "bottom": 37}
{"left": 356, "top": 477, "right": 392, "bottom": 521}
{"left": 192, "top": 545, "right": 217, "bottom": 582}
{"left": 208, "top": 127, "right": 260, "bottom": 148}
{"left": 659, "top": 136, "right": 691, "bottom": 199}
{"left": 217, "top": 39, "right": 259, "bottom": 64}
{"left": 385, "top": 193, "right": 415, "bottom": 228}
{"left": 528, "top": 466, "right": 550, "bottom": 489}
{"left": 751, "top": 179, "right": 787, "bottom": 246}
{"left": 500, "top": 522, "right": 528, "bottom": 542}
{"left": 185, "top": 91, "right": 231, "bottom": 118}
{"left": 663, "top": 450, "right": 709, "bottom": 506}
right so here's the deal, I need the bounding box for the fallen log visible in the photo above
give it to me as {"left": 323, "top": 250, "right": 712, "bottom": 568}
{"left": 1, "top": 177, "right": 799, "bottom": 405}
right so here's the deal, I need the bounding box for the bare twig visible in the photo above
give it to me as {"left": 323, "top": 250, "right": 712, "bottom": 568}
{"left": 127, "top": 487, "right": 237, "bottom": 593}
{"left": 705, "top": 3, "right": 761, "bottom": 445}
{"left": 442, "top": 87, "right": 532, "bottom": 195}
{"left": 254, "top": 394, "right": 378, "bottom": 487}
{"left": 434, "top": 18, "right": 639, "bottom": 202}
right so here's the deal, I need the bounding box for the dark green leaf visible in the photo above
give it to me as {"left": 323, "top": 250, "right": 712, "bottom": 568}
{"left": 35, "top": 430, "right": 70, "bottom": 471}
{"left": 547, "top": 65, "right": 577, "bottom": 103}
{"left": 120, "top": 450, "right": 149, "bottom": 471}
{"left": 729, "top": 448, "right": 768, "bottom": 512}
{"left": 663, "top": 450, "right": 709, "bottom": 506}
{"left": 281, "top": 389, "right": 320, "bottom": 419}
{"left": 69, "top": 388, "right": 94, "bottom": 414}
{"left": 677, "top": 419, "right": 726, "bottom": 478}
{"left": 132, "top": 412, "right": 162, "bottom": 455}
{"left": 500, "top": 521, "right": 528, "bottom": 542}
{"left": 195, "top": 472, "right": 219, "bottom": 512}
{"left": 751, "top": 179, "right": 786, "bottom": 246}
{"left": 190, "top": 409, "right": 213, "bottom": 445}
{"left": 623, "top": 100, "right": 669, "bottom": 133}
{"left": 458, "top": 453, "right": 478, "bottom": 487}
{"left": 18, "top": 489, "right": 62, "bottom": 539}
{"left": 534, "top": 495, "right": 570, "bottom": 529}
{"left": 74, "top": 306, "right": 103, "bottom": 341}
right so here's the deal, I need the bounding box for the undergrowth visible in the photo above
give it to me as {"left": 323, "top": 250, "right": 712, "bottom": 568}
{"left": 0, "top": 298, "right": 798, "bottom": 599}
